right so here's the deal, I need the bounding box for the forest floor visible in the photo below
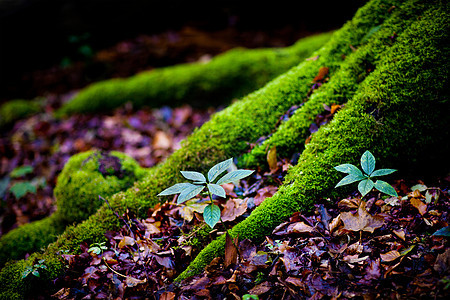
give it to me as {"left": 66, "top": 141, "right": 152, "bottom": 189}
{"left": 0, "top": 29, "right": 449, "bottom": 299}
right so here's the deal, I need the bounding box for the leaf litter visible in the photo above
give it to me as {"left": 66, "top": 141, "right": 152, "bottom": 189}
{"left": 49, "top": 158, "right": 449, "bottom": 299}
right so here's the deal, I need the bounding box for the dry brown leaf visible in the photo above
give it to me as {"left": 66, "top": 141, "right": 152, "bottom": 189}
{"left": 393, "top": 229, "right": 406, "bottom": 241}
{"left": 329, "top": 215, "right": 342, "bottom": 233}
{"left": 248, "top": 282, "right": 272, "bottom": 295}
{"left": 118, "top": 236, "right": 135, "bottom": 249}
{"left": 254, "top": 186, "right": 278, "bottom": 206}
{"left": 267, "top": 146, "right": 278, "bottom": 172}
{"left": 285, "top": 276, "right": 305, "bottom": 287}
{"left": 153, "top": 131, "right": 172, "bottom": 149}
{"left": 224, "top": 232, "right": 239, "bottom": 268}
{"left": 380, "top": 250, "right": 401, "bottom": 262}
{"left": 290, "top": 222, "right": 315, "bottom": 234}
{"left": 410, "top": 197, "right": 427, "bottom": 215}
{"left": 338, "top": 198, "right": 360, "bottom": 209}
{"left": 330, "top": 104, "right": 341, "bottom": 114}
{"left": 160, "top": 291, "right": 176, "bottom": 300}
{"left": 314, "top": 66, "right": 329, "bottom": 82}
{"left": 347, "top": 241, "right": 363, "bottom": 255}
{"left": 125, "top": 276, "right": 146, "bottom": 287}
{"left": 221, "top": 198, "right": 247, "bottom": 222}
{"left": 340, "top": 201, "right": 385, "bottom": 233}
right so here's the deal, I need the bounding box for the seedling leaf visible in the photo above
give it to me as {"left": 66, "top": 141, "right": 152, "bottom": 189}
{"left": 10, "top": 182, "right": 36, "bottom": 198}
{"left": 374, "top": 180, "right": 398, "bottom": 197}
{"left": 216, "top": 170, "right": 254, "bottom": 185}
{"left": 371, "top": 168, "right": 396, "bottom": 177}
{"left": 207, "top": 183, "right": 226, "bottom": 198}
{"left": 10, "top": 165, "right": 33, "bottom": 178}
{"left": 177, "top": 184, "right": 205, "bottom": 204}
{"left": 180, "top": 171, "right": 206, "bottom": 183}
{"left": 204, "top": 204, "right": 221, "bottom": 228}
{"left": 361, "top": 151, "right": 376, "bottom": 175}
{"left": 358, "top": 179, "right": 374, "bottom": 197}
{"left": 334, "top": 164, "right": 363, "bottom": 176}
{"left": 335, "top": 173, "right": 366, "bottom": 188}
{"left": 208, "top": 158, "right": 233, "bottom": 183}
{"left": 158, "top": 183, "right": 193, "bottom": 196}
{"left": 32, "top": 270, "right": 40, "bottom": 277}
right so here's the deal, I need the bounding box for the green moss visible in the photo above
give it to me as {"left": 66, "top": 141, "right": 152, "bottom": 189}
{"left": 0, "top": 99, "right": 41, "bottom": 129}
{"left": 0, "top": 150, "right": 148, "bottom": 267}
{"left": 176, "top": 2, "right": 449, "bottom": 280}
{"left": 55, "top": 32, "right": 332, "bottom": 116}
{"left": 241, "top": 0, "right": 431, "bottom": 168}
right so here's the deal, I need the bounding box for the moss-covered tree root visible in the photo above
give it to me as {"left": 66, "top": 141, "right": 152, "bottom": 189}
{"left": 55, "top": 32, "right": 332, "bottom": 116}
{"left": 0, "top": 150, "right": 148, "bottom": 267}
{"left": 177, "top": 3, "right": 450, "bottom": 280}
{"left": 2, "top": 0, "right": 447, "bottom": 298}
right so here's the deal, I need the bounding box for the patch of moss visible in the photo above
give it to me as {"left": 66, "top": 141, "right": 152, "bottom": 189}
{"left": 176, "top": 2, "right": 450, "bottom": 280}
{"left": 55, "top": 32, "right": 332, "bottom": 116}
{"left": 0, "top": 99, "right": 41, "bottom": 129}
{"left": 0, "top": 150, "right": 148, "bottom": 267}
{"left": 241, "top": 0, "right": 429, "bottom": 168}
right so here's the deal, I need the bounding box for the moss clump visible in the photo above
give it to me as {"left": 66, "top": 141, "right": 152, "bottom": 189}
{"left": 0, "top": 99, "right": 41, "bottom": 129}
{"left": 55, "top": 32, "right": 332, "bottom": 116}
{"left": 0, "top": 150, "right": 148, "bottom": 267}
{"left": 176, "top": 1, "right": 450, "bottom": 280}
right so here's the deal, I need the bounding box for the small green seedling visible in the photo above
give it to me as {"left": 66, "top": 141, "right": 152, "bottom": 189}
{"left": 335, "top": 150, "right": 397, "bottom": 197}
{"left": 243, "top": 294, "right": 259, "bottom": 300}
{"left": 88, "top": 242, "right": 108, "bottom": 255}
{"left": 21, "top": 259, "right": 47, "bottom": 279}
{"left": 158, "top": 158, "right": 254, "bottom": 229}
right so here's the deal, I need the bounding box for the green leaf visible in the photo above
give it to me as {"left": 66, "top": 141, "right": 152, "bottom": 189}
{"left": 371, "top": 168, "right": 396, "bottom": 177}
{"left": 432, "top": 226, "right": 450, "bottom": 237}
{"left": 216, "top": 170, "right": 254, "bottom": 185}
{"left": 32, "top": 270, "right": 40, "bottom": 277}
{"left": 158, "top": 183, "right": 193, "bottom": 196}
{"left": 208, "top": 158, "right": 233, "bottom": 183}
{"left": 207, "top": 183, "right": 226, "bottom": 198}
{"left": 334, "top": 164, "right": 362, "bottom": 176}
{"left": 10, "top": 165, "right": 33, "bottom": 178}
{"left": 10, "top": 182, "right": 36, "bottom": 198}
{"left": 177, "top": 184, "right": 205, "bottom": 204}
{"left": 411, "top": 184, "right": 427, "bottom": 192}
{"left": 335, "top": 173, "right": 366, "bottom": 188}
{"left": 21, "top": 268, "right": 32, "bottom": 279}
{"left": 360, "top": 151, "right": 376, "bottom": 176}
{"left": 204, "top": 204, "right": 221, "bottom": 229}
{"left": 358, "top": 179, "right": 375, "bottom": 197}
{"left": 374, "top": 180, "right": 398, "bottom": 197}
{"left": 180, "top": 171, "right": 206, "bottom": 183}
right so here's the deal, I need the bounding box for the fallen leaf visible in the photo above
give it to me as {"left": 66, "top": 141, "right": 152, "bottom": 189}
{"left": 340, "top": 201, "right": 385, "bottom": 233}
{"left": 338, "top": 198, "right": 359, "bottom": 209}
{"left": 314, "top": 66, "right": 329, "bottom": 82}
{"left": 253, "top": 186, "right": 278, "bottom": 206}
{"left": 160, "top": 291, "right": 176, "bottom": 300}
{"left": 221, "top": 198, "right": 247, "bottom": 222}
{"left": 153, "top": 131, "right": 172, "bottom": 149}
{"left": 285, "top": 276, "right": 305, "bottom": 287}
{"left": 290, "top": 222, "right": 315, "bottom": 234}
{"left": 248, "top": 282, "right": 272, "bottom": 295}
{"left": 125, "top": 276, "right": 146, "bottom": 287}
{"left": 118, "top": 236, "right": 135, "bottom": 249}
{"left": 393, "top": 229, "right": 406, "bottom": 241}
{"left": 410, "top": 198, "right": 427, "bottom": 215}
{"left": 329, "top": 215, "right": 342, "bottom": 233}
{"left": 433, "top": 248, "right": 450, "bottom": 274}
{"left": 179, "top": 199, "right": 209, "bottom": 222}
{"left": 330, "top": 104, "right": 341, "bottom": 114}
{"left": 267, "top": 146, "right": 278, "bottom": 172}
{"left": 380, "top": 250, "right": 401, "bottom": 262}
{"left": 224, "top": 232, "right": 239, "bottom": 268}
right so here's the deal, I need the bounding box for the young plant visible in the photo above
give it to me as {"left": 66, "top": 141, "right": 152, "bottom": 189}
{"left": 21, "top": 259, "right": 47, "bottom": 279}
{"left": 158, "top": 158, "right": 254, "bottom": 229}
{"left": 335, "top": 150, "right": 397, "bottom": 197}
{"left": 88, "top": 242, "right": 108, "bottom": 255}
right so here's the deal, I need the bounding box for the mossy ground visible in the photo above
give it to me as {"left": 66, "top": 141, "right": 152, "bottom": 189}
{"left": 1, "top": 0, "right": 449, "bottom": 297}
{"left": 0, "top": 99, "right": 41, "bottom": 129}
{"left": 0, "top": 150, "right": 148, "bottom": 267}
{"left": 55, "top": 32, "right": 332, "bottom": 116}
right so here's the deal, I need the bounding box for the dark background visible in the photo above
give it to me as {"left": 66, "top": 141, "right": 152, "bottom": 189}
{"left": 0, "top": 0, "right": 365, "bottom": 101}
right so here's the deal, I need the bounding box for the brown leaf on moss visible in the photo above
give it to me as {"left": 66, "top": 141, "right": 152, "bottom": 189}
{"left": 254, "top": 186, "right": 278, "bottom": 206}
{"left": 224, "top": 232, "right": 239, "bottom": 268}
{"left": 340, "top": 201, "right": 385, "bottom": 233}
{"left": 314, "top": 66, "right": 329, "bottom": 82}
{"left": 410, "top": 197, "right": 427, "bottom": 215}
{"left": 267, "top": 146, "right": 278, "bottom": 172}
